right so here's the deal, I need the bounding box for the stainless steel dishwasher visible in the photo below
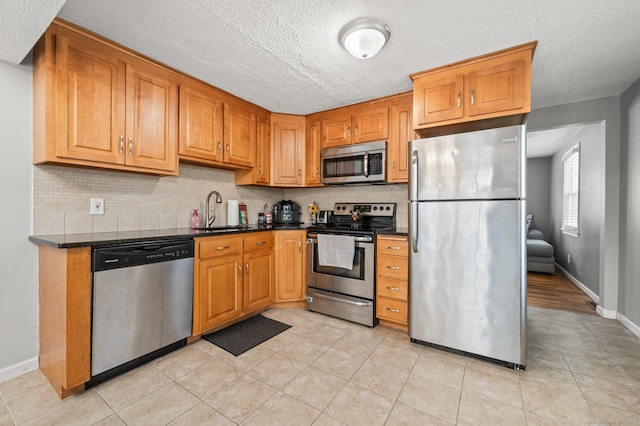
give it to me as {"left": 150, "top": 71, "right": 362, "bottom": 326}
{"left": 91, "top": 239, "right": 194, "bottom": 381}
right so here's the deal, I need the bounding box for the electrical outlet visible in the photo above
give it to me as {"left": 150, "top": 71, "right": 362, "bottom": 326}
{"left": 90, "top": 198, "right": 104, "bottom": 215}
{"left": 567, "top": 254, "right": 571, "bottom": 264}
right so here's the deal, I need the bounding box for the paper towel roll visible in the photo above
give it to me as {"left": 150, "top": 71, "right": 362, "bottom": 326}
{"left": 227, "top": 200, "right": 239, "bottom": 226}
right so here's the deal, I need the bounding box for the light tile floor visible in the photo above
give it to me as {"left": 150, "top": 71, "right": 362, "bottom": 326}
{"left": 1, "top": 306, "right": 640, "bottom": 425}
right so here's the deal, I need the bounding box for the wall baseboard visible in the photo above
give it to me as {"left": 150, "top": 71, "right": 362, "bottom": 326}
{"left": 555, "top": 263, "right": 599, "bottom": 303}
{"left": 0, "top": 357, "right": 39, "bottom": 384}
{"left": 596, "top": 305, "right": 617, "bottom": 319}
{"left": 616, "top": 312, "right": 640, "bottom": 339}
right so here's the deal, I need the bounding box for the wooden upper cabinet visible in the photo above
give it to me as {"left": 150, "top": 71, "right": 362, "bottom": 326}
{"left": 353, "top": 106, "right": 389, "bottom": 143}
{"left": 413, "top": 71, "right": 464, "bottom": 126}
{"left": 305, "top": 117, "right": 322, "bottom": 186}
{"left": 125, "top": 60, "right": 178, "bottom": 172}
{"left": 179, "top": 80, "right": 224, "bottom": 163}
{"left": 223, "top": 102, "right": 256, "bottom": 168}
{"left": 387, "top": 94, "right": 415, "bottom": 183}
{"left": 271, "top": 114, "right": 305, "bottom": 186}
{"left": 411, "top": 41, "right": 536, "bottom": 137}
{"left": 33, "top": 20, "right": 178, "bottom": 175}
{"left": 255, "top": 114, "right": 271, "bottom": 184}
{"left": 321, "top": 106, "right": 389, "bottom": 148}
{"left": 53, "top": 29, "right": 125, "bottom": 165}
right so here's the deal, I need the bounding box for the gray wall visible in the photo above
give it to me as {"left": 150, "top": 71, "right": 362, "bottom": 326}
{"left": 0, "top": 59, "right": 39, "bottom": 373}
{"left": 526, "top": 157, "right": 551, "bottom": 238}
{"left": 548, "top": 124, "right": 603, "bottom": 294}
{"left": 619, "top": 78, "right": 640, "bottom": 326}
{"left": 527, "top": 96, "right": 620, "bottom": 311}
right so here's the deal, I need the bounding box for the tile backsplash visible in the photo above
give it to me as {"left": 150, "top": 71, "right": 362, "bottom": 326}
{"left": 33, "top": 164, "right": 284, "bottom": 235}
{"left": 32, "top": 163, "right": 409, "bottom": 235}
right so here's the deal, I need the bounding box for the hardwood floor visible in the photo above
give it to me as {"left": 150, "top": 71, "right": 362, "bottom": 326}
{"left": 527, "top": 271, "right": 598, "bottom": 315}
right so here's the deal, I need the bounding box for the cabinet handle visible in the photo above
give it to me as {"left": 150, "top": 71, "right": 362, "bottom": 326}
{"left": 298, "top": 241, "right": 302, "bottom": 252}
{"left": 386, "top": 265, "right": 401, "bottom": 270}
{"left": 226, "top": 143, "right": 230, "bottom": 155}
{"left": 457, "top": 91, "right": 461, "bottom": 108}
{"left": 355, "top": 124, "right": 358, "bottom": 136}
{"left": 471, "top": 88, "right": 475, "bottom": 106}
{"left": 217, "top": 140, "right": 221, "bottom": 153}
{"left": 316, "top": 167, "right": 319, "bottom": 177}
{"left": 238, "top": 264, "right": 242, "bottom": 277}
{"left": 216, "top": 246, "right": 230, "bottom": 250}
{"left": 386, "top": 246, "right": 401, "bottom": 250}
{"left": 386, "top": 307, "right": 401, "bottom": 313}
{"left": 128, "top": 137, "right": 133, "bottom": 155}
{"left": 256, "top": 241, "right": 266, "bottom": 245}
{"left": 392, "top": 159, "right": 396, "bottom": 172}
{"left": 386, "top": 286, "right": 401, "bottom": 291}
{"left": 347, "top": 126, "right": 350, "bottom": 137}
{"left": 119, "top": 136, "right": 125, "bottom": 154}
{"left": 258, "top": 164, "right": 262, "bottom": 174}
{"left": 298, "top": 168, "right": 302, "bottom": 177}
{"left": 245, "top": 263, "right": 249, "bottom": 274}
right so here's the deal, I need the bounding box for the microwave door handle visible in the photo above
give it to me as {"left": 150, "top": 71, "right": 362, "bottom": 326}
{"left": 363, "top": 152, "right": 369, "bottom": 177}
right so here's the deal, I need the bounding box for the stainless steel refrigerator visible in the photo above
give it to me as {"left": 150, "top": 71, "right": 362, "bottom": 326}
{"left": 409, "top": 124, "right": 527, "bottom": 369}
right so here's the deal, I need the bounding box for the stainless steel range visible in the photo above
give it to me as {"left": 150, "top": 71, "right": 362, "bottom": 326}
{"left": 305, "top": 202, "right": 396, "bottom": 327}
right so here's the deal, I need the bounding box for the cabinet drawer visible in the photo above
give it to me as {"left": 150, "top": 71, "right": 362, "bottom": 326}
{"left": 377, "top": 255, "right": 408, "bottom": 279}
{"left": 377, "top": 276, "right": 408, "bottom": 301}
{"left": 198, "top": 236, "right": 242, "bottom": 259}
{"left": 377, "top": 237, "right": 408, "bottom": 257}
{"left": 243, "top": 232, "right": 274, "bottom": 252}
{"left": 376, "top": 297, "right": 408, "bottom": 324}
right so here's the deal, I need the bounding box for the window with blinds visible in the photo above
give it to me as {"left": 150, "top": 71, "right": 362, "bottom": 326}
{"left": 561, "top": 142, "right": 580, "bottom": 237}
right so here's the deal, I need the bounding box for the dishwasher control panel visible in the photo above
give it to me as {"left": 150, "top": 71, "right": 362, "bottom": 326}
{"left": 93, "top": 240, "right": 194, "bottom": 271}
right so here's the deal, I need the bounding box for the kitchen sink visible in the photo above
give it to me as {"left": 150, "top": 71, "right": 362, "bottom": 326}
{"left": 194, "top": 226, "right": 243, "bottom": 233}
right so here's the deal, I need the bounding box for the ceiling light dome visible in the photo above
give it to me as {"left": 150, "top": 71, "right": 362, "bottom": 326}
{"left": 339, "top": 18, "right": 391, "bottom": 59}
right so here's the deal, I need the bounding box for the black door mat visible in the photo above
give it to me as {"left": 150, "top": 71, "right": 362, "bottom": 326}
{"left": 202, "top": 314, "right": 291, "bottom": 356}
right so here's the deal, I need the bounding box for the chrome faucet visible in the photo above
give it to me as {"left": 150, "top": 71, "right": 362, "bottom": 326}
{"left": 205, "top": 191, "right": 223, "bottom": 228}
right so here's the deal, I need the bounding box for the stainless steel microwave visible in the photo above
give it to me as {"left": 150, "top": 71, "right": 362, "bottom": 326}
{"left": 320, "top": 140, "right": 387, "bottom": 185}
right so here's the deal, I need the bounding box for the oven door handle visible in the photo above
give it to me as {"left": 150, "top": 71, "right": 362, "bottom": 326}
{"left": 307, "top": 233, "right": 373, "bottom": 243}
{"left": 307, "top": 293, "right": 373, "bottom": 307}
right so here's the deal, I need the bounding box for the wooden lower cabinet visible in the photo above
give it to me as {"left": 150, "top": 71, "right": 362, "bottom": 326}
{"left": 38, "top": 245, "right": 92, "bottom": 398}
{"left": 193, "top": 232, "right": 274, "bottom": 335}
{"left": 376, "top": 235, "right": 409, "bottom": 330}
{"left": 274, "top": 230, "right": 306, "bottom": 303}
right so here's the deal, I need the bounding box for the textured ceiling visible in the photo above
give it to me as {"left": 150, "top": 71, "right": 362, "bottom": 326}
{"left": 2, "top": 0, "right": 640, "bottom": 117}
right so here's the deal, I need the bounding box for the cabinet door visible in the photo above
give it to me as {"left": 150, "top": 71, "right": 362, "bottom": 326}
{"left": 179, "top": 81, "right": 224, "bottom": 163}
{"left": 197, "top": 255, "right": 243, "bottom": 334}
{"left": 54, "top": 28, "right": 126, "bottom": 164}
{"left": 272, "top": 115, "right": 305, "bottom": 186}
{"left": 388, "top": 98, "right": 414, "bottom": 183}
{"left": 413, "top": 71, "right": 464, "bottom": 126}
{"left": 275, "top": 231, "right": 305, "bottom": 302}
{"left": 305, "top": 118, "right": 322, "bottom": 186}
{"left": 353, "top": 106, "right": 388, "bottom": 143}
{"left": 322, "top": 116, "right": 352, "bottom": 147}
{"left": 255, "top": 114, "right": 271, "bottom": 184}
{"left": 467, "top": 58, "right": 525, "bottom": 117}
{"left": 223, "top": 102, "right": 256, "bottom": 168}
{"left": 125, "top": 61, "right": 178, "bottom": 172}
{"left": 243, "top": 249, "right": 274, "bottom": 313}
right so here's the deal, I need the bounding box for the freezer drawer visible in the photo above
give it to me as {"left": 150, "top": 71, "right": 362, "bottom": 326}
{"left": 409, "top": 199, "right": 527, "bottom": 366}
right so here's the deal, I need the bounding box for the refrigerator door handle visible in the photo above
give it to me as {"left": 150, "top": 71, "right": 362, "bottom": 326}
{"left": 410, "top": 201, "right": 419, "bottom": 253}
{"left": 410, "top": 149, "right": 419, "bottom": 201}
{"left": 410, "top": 148, "right": 420, "bottom": 253}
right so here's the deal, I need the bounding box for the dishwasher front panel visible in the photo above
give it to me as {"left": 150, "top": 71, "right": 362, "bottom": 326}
{"left": 91, "top": 257, "right": 193, "bottom": 376}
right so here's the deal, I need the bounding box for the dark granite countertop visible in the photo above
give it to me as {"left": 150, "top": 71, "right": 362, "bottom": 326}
{"left": 29, "top": 224, "right": 308, "bottom": 249}
{"left": 30, "top": 223, "right": 408, "bottom": 249}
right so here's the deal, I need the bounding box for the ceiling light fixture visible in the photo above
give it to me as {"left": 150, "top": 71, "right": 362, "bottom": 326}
{"left": 339, "top": 18, "right": 391, "bottom": 60}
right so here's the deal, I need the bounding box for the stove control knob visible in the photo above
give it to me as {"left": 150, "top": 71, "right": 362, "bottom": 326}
{"left": 385, "top": 206, "right": 390, "bottom": 211}
{"left": 373, "top": 206, "right": 378, "bottom": 211}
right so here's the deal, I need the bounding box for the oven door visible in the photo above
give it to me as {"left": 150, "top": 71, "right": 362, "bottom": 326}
{"left": 305, "top": 233, "right": 374, "bottom": 300}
